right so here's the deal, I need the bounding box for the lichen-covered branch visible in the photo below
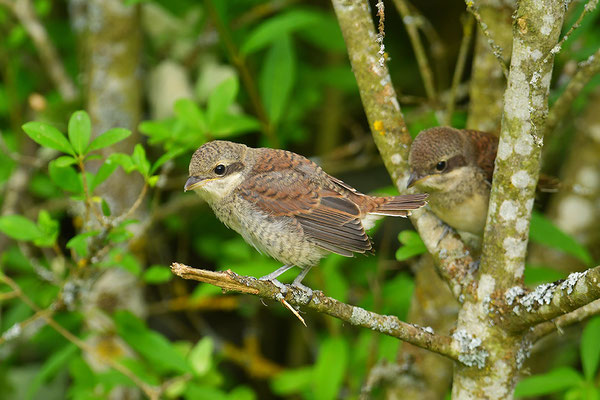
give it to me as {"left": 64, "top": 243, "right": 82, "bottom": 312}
{"left": 479, "top": 0, "right": 565, "bottom": 291}
{"left": 170, "top": 263, "right": 461, "bottom": 362}
{"left": 499, "top": 266, "right": 600, "bottom": 332}
{"left": 466, "top": 0, "right": 513, "bottom": 132}
{"left": 529, "top": 298, "right": 600, "bottom": 342}
{"left": 465, "top": 0, "right": 510, "bottom": 79}
{"left": 331, "top": 0, "right": 476, "bottom": 298}
{"left": 451, "top": 0, "right": 566, "bottom": 397}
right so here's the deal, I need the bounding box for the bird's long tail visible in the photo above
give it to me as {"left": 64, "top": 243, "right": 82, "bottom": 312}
{"left": 369, "top": 193, "right": 428, "bottom": 217}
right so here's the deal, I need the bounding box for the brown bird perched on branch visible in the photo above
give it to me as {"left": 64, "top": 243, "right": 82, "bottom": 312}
{"left": 186, "top": 141, "right": 428, "bottom": 293}
{"left": 407, "top": 126, "right": 498, "bottom": 236}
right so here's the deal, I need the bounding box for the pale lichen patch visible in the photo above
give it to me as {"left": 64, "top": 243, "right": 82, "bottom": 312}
{"left": 511, "top": 170, "right": 532, "bottom": 189}
{"left": 540, "top": 14, "right": 553, "bottom": 35}
{"left": 560, "top": 270, "right": 588, "bottom": 295}
{"left": 515, "top": 218, "right": 528, "bottom": 234}
{"left": 499, "top": 200, "right": 518, "bottom": 221}
{"left": 497, "top": 138, "right": 513, "bottom": 160}
{"left": 452, "top": 329, "right": 489, "bottom": 369}
{"left": 520, "top": 283, "right": 555, "bottom": 312}
{"left": 390, "top": 153, "right": 403, "bottom": 165}
{"left": 503, "top": 237, "right": 527, "bottom": 259}
{"left": 483, "top": 359, "right": 511, "bottom": 398}
{"left": 478, "top": 274, "right": 496, "bottom": 299}
{"left": 505, "top": 286, "right": 525, "bottom": 305}
{"left": 531, "top": 49, "right": 543, "bottom": 60}
{"left": 514, "top": 134, "right": 533, "bottom": 156}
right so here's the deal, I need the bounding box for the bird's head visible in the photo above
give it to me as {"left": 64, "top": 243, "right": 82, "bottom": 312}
{"left": 185, "top": 140, "right": 248, "bottom": 201}
{"left": 407, "top": 127, "right": 476, "bottom": 192}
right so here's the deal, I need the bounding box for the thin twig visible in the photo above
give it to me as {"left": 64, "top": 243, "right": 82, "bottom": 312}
{"left": 170, "top": 263, "right": 461, "bottom": 362}
{"left": 114, "top": 182, "right": 148, "bottom": 224}
{"left": 392, "top": 0, "right": 436, "bottom": 101}
{"left": 544, "top": 48, "right": 600, "bottom": 137}
{"left": 446, "top": 14, "right": 474, "bottom": 125}
{"left": 0, "top": 273, "right": 160, "bottom": 399}
{"left": 465, "top": 0, "right": 509, "bottom": 79}
{"left": 541, "top": 0, "right": 599, "bottom": 65}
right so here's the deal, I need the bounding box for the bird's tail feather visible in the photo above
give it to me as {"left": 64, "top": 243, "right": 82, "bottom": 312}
{"left": 370, "top": 193, "right": 428, "bottom": 217}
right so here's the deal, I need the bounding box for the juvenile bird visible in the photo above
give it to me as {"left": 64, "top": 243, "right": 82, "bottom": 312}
{"left": 186, "top": 141, "right": 428, "bottom": 293}
{"left": 407, "top": 127, "right": 498, "bottom": 235}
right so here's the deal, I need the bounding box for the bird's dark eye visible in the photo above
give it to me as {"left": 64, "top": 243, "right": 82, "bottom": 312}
{"left": 435, "top": 161, "right": 447, "bottom": 172}
{"left": 214, "top": 164, "right": 226, "bottom": 175}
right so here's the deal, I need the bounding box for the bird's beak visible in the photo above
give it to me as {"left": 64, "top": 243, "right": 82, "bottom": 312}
{"left": 407, "top": 172, "right": 421, "bottom": 189}
{"left": 184, "top": 176, "right": 205, "bottom": 192}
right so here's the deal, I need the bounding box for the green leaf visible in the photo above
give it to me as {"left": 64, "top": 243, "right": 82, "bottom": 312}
{"left": 396, "top": 230, "right": 427, "bottom": 260}
{"left": 189, "top": 336, "right": 214, "bottom": 376}
{"left": 68, "top": 110, "right": 92, "bottom": 155}
{"left": 48, "top": 160, "right": 83, "bottom": 193}
{"left": 530, "top": 212, "right": 593, "bottom": 265}
{"left": 208, "top": 77, "right": 239, "bottom": 127}
{"left": 174, "top": 99, "right": 207, "bottom": 132}
{"left": 259, "top": 36, "right": 296, "bottom": 125}
{"left": 107, "top": 153, "right": 135, "bottom": 173}
{"left": 227, "top": 386, "right": 256, "bottom": 400}
{"left": 90, "top": 160, "right": 119, "bottom": 192}
{"left": 271, "top": 367, "right": 313, "bottom": 395}
{"left": 114, "top": 310, "right": 191, "bottom": 374}
{"left": 514, "top": 367, "right": 583, "bottom": 396}
{"left": 143, "top": 265, "right": 172, "bottom": 284}
{"left": 524, "top": 264, "right": 566, "bottom": 286}
{"left": 131, "top": 144, "right": 151, "bottom": 177}
{"left": 241, "top": 9, "right": 323, "bottom": 55}
{"left": 26, "top": 343, "right": 78, "bottom": 400}
{"left": 87, "top": 128, "right": 132, "bottom": 152}
{"left": 582, "top": 316, "right": 600, "bottom": 381}
{"left": 212, "top": 115, "right": 261, "bottom": 138}
{"left": 54, "top": 155, "right": 77, "bottom": 167}
{"left": 296, "top": 13, "right": 346, "bottom": 52}
{"left": 34, "top": 210, "right": 59, "bottom": 247}
{"left": 150, "top": 147, "right": 185, "bottom": 175}
{"left": 22, "top": 121, "right": 75, "bottom": 155}
{"left": 101, "top": 198, "right": 112, "bottom": 217}
{"left": 313, "top": 337, "right": 348, "bottom": 400}
{"left": 0, "top": 215, "right": 43, "bottom": 241}
{"left": 66, "top": 231, "right": 100, "bottom": 258}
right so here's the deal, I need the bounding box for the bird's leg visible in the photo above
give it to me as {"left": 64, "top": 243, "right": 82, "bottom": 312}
{"left": 290, "top": 265, "right": 314, "bottom": 298}
{"left": 259, "top": 264, "right": 295, "bottom": 294}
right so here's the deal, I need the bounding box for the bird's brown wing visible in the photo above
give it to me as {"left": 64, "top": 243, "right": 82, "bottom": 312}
{"left": 237, "top": 150, "right": 372, "bottom": 256}
{"left": 464, "top": 130, "right": 499, "bottom": 183}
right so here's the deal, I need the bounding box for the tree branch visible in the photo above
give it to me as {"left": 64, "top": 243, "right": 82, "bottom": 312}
{"left": 528, "top": 298, "right": 600, "bottom": 342}
{"left": 392, "top": 0, "right": 436, "bottom": 101}
{"left": 170, "top": 262, "right": 461, "bottom": 363}
{"left": 499, "top": 265, "right": 600, "bottom": 332}
{"left": 331, "top": 0, "right": 476, "bottom": 299}
{"left": 544, "top": 48, "right": 600, "bottom": 137}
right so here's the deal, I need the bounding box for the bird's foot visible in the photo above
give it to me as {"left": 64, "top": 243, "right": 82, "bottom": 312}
{"left": 290, "top": 281, "right": 313, "bottom": 300}
{"left": 259, "top": 276, "right": 289, "bottom": 296}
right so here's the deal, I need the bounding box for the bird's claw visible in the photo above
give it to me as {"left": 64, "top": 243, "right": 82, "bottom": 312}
{"left": 259, "top": 277, "right": 288, "bottom": 296}
{"left": 291, "top": 282, "right": 314, "bottom": 301}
